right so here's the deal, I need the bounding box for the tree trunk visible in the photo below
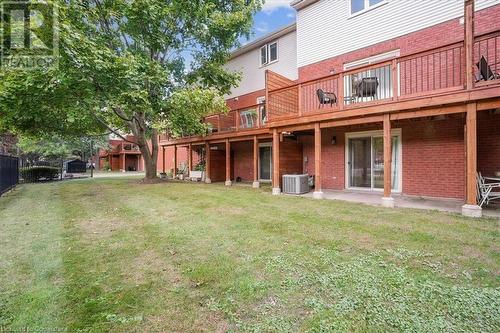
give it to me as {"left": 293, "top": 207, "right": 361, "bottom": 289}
{"left": 129, "top": 113, "right": 159, "bottom": 181}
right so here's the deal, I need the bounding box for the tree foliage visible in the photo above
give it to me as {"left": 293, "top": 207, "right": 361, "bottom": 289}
{"left": 0, "top": 0, "right": 261, "bottom": 179}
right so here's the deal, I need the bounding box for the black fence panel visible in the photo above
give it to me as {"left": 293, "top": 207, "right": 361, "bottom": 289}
{"left": 0, "top": 155, "right": 19, "bottom": 195}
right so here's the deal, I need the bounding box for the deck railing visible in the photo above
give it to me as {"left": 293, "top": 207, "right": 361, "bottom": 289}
{"left": 204, "top": 103, "right": 266, "bottom": 135}
{"left": 267, "top": 29, "right": 500, "bottom": 122}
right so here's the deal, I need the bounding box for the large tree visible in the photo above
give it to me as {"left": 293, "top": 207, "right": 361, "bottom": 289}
{"left": 0, "top": 0, "right": 261, "bottom": 180}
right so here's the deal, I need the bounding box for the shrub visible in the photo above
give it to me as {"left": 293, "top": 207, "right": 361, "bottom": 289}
{"left": 20, "top": 166, "right": 59, "bottom": 182}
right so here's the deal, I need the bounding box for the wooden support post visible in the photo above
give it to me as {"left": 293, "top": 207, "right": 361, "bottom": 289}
{"left": 188, "top": 143, "right": 192, "bottom": 172}
{"left": 382, "top": 114, "right": 394, "bottom": 207}
{"left": 109, "top": 155, "right": 112, "bottom": 171}
{"left": 121, "top": 154, "right": 126, "bottom": 172}
{"left": 464, "top": 0, "right": 475, "bottom": 90}
{"left": 252, "top": 136, "right": 259, "bottom": 188}
{"left": 236, "top": 111, "right": 240, "bottom": 131}
{"left": 162, "top": 146, "right": 166, "bottom": 174}
{"left": 391, "top": 59, "right": 399, "bottom": 100}
{"left": 173, "top": 145, "right": 177, "bottom": 179}
{"left": 225, "top": 139, "right": 231, "bottom": 186}
{"left": 298, "top": 83, "right": 303, "bottom": 117}
{"left": 272, "top": 128, "right": 280, "bottom": 195}
{"left": 338, "top": 73, "right": 344, "bottom": 110}
{"left": 313, "top": 123, "right": 323, "bottom": 199}
{"left": 462, "top": 103, "right": 481, "bottom": 217}
{"left": 205, "top": 142, "right": 211, "bottom": 183}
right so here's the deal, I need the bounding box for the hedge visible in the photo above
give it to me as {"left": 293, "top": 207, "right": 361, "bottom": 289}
{"left": 20, "top": 166, "right": 60, "bottom": 182}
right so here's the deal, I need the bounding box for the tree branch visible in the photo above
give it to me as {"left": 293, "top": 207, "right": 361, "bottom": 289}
{"left": 91, "top": 113, "right": 137, "bottom": 144}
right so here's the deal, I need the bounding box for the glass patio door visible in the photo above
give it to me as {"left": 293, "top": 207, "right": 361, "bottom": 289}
{"left": 347, "top": 132, "right": 400, "bottom": 191}
{"left": 259, "top": 145, "right": 272, "bottom": 181}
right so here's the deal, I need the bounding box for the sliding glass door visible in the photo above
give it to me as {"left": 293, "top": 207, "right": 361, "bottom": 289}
{"left": 259, "top": 144, "right": 272, "bottom": 181}
{"left": 347, "top": 131, "right": 401, "bottom": 191}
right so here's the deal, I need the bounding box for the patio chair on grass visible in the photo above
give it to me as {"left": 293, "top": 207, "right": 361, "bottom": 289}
{"left": 476, "top": 172, "right": 500, "bottom": 207}
{"left": 316, "top": 88, "right": 337, "bottom": 108}
{"left": 476, "top": 56, "right": 500, "bottom": 82}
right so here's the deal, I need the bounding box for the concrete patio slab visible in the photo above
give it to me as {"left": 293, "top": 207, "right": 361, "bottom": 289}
{"left": 302, "top": 190, "right": 500, "bottom": 218}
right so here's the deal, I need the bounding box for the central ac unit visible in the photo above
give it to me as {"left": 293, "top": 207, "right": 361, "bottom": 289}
{"left": 282, "top": 174, "right": 310, "bottom": 194}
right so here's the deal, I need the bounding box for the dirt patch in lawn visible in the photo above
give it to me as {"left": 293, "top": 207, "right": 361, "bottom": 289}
{"left": 124, "top": 250, "right": 183, "bottom": 287}
{"left": 78, "top": 217, "right": 129, "bottom": 240}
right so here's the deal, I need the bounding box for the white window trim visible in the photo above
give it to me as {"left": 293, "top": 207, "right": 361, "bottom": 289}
{"left": 260, "top": 45, "right": 268, "bottom": 67}
{"left": 349, "top": 0, "right": 388, "bottom": 19}
{"left": 344, "top": 129, "right": 402, "bottom": 193}
{"left": 259, "top": 41, "right": 279, "bottom": 67}
{"left": 268, "top": 41, "right": 279, "bottom": 64}
{"left": 343, "top": 49, "right": 400, "bottom": 70}
{"left": 258, "top": 142, "right": 272, "bottom": 182}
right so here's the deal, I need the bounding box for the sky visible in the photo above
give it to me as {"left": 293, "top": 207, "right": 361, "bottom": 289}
{"left": 244, "top": 0, "right": 296, "bottom": 44}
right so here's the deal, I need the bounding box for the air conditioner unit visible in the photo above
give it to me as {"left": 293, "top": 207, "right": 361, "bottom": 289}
{"left": 282, "top": 174, "right": 310, "bottom": 195}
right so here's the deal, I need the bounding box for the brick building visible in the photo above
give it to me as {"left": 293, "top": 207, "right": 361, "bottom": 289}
{"left": 159, "top": 0, "right": 500, "bottom": 217}
{"left": 98, "top": 135, "right": 144, "bottom": 172}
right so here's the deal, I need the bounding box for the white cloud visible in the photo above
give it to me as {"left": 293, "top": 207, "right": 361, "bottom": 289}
{"left": 255, "top": 21, "right": 269, "bottom": 33}
{"left": 262, "top": 0, "right": 293, "bottom": 13}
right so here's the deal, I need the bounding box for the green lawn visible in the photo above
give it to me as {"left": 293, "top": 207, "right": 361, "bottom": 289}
{"left": 0, "top": 178, "right": 499, "bottom": 332}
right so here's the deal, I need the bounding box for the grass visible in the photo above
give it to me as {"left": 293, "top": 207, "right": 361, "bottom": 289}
{"left": 0, "top": 177, "right": 499, "bottom": 332}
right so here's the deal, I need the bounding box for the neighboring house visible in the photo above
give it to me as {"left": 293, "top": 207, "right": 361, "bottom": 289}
{"left": 160, "top": 0, "right": 500, "bottom": 217}
{"left": 98, "top": 135, "right": 144, "bottom": 172}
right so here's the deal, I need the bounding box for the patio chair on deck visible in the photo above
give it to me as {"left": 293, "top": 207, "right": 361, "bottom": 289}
{"left": 356, "top": 77, "right": 379, "bottom": 100}
{"left": 476, "top": 56, "right": 500, "bottom": 82}
{"left": 476, "top": 172, "right": 500, "bottom": 207}
{"left": 316, "top": 88, "right": 337, "bottom": 108}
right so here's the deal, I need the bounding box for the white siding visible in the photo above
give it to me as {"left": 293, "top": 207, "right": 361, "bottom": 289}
{"left": 224, "top": 31, "right": 298, "bottom": 99}
{"left": 297, "top": 0, "right": 499, "bottom": 67}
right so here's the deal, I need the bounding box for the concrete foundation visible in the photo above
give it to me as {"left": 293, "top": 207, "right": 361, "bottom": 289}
{"left": 382, "top": 196, "right": 395, "bottom": 208}
{"left": 312, "top": 191, "right": 324, "bottom": 199}
{"left": 461, "top": 204, "right": 482, "bottom": 218}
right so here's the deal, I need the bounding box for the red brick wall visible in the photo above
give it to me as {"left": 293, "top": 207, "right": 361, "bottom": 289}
{"left": 397, "top": 118, "right": 465, "bottom": 199}
{"left": 298, "top": 5, "right": 500, "bottom": 82}
{"left": 232, "top": 141, "right": 254, "bottom": 181}
{"left": 279, "top": 138, "right": 304, "bottom": 179}
{"left": 300, "top": 118, "right": 480, "bottom": 199}
{"left": 226, "top": 89, "right": 266, "bottom": 110}
{"left": 478, "top": 111, "right": 500, "bottom": 177}
{"left": 209, "top": 145, "right": 227, "bottom": 182}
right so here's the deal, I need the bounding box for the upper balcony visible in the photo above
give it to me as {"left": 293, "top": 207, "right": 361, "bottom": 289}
{"left": 160, "top": 103, "right": 268, "bottom": 143}
{"left": 111, "top": 142, "right": 141, "bottom": 153}
{"left": 267, "top": 30, "right": 500, "bottom": 126}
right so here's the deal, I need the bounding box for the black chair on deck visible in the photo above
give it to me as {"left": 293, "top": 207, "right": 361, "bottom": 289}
{"left": 355, "top": 77, "right": 379, "bottom": 100}
{"left": 476, "top": 55, "right": 500, "bottom": 82}
{"left": 316, "top": 88, "right": 337, "bottom": 108}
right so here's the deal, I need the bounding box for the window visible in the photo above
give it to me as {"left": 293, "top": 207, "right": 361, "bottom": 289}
{"left": 256, "top": 96, "right": 267, "bottom": 124}
{"left": 343, "top": 49, "right": 400, "bottom": 70}
{"left": 260, "top": 46, "right": 268, "bottom": 66}
{"left": 260, "top": 42, "right": 278, "bottom": 66}
{"left": 350, "top": 0, "right": 386, "bottom": 15}
{"left": 269, "top": 42, "right": 278, "bottom": 62}
{"left": 240, "top": 110, "right": 257, "bottom": 128}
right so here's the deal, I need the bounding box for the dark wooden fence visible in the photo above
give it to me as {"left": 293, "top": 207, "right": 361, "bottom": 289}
{"left": 0, "top": 154, "right": 19, "bottom": 195}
